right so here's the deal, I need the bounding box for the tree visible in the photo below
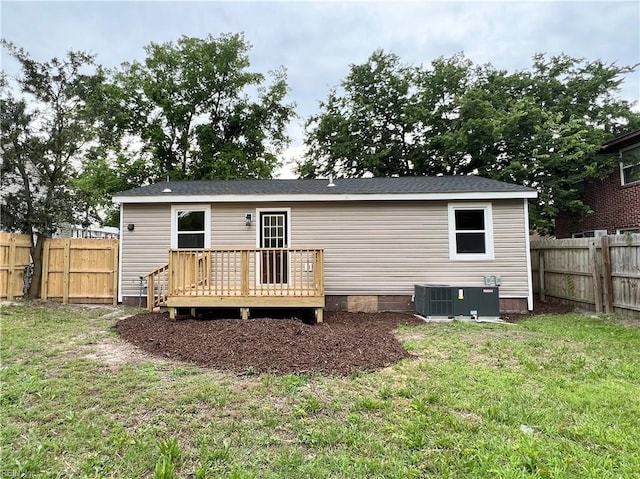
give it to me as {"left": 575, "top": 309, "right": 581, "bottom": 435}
{"left": 300, "top": 52, "right": 479, "bottom": 178}
{"left": 0, "top": 40, "right": 102, "bottom": 296}
{"left": 88, "top": 33, "right": 295, "bottom": 186}
{"left": 301, "top": 51, "right": 640, "bottom": 234}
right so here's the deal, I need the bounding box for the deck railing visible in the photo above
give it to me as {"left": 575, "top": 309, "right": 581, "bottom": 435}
{"left": 146, "top": 263, "right": 169, "bottom": 310}
{"left": 167, "top": 248, "right": 324, "bottom": 299}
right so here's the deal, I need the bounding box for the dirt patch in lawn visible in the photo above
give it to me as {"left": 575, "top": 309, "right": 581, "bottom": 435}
{"left": 78, "top": 339, "right": 164, "bottom": 369}
{"left": 115, "top": 311, "right": 423, "bottom": 375}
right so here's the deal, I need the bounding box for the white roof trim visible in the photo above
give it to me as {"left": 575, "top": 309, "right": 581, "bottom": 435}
{"left": 113, "top": 191, "right": 537, "bottom": 204}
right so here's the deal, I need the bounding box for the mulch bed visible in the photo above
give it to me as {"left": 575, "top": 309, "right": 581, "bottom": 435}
{"left": 115, "top": 311, "right": 424, "bottom": 376}
{"left": 115, "top": 301, "right": 576, "bottom": 375}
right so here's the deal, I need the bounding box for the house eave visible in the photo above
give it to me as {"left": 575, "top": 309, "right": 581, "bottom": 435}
{"left": 599, "top": 129, "right": 640, "bottom": 154}
{"left": 112, "top": 191, "right": 538, "bottom": 204}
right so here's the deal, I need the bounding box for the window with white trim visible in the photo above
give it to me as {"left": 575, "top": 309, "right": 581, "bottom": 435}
{"left": 621, "top": 145, "right": 640, "bottom": 185}
{"left": 171, "top": 205, "right": 211, "bottom": 248}
{"left": 448, "top": 203, "right": 494, "bottom": 261}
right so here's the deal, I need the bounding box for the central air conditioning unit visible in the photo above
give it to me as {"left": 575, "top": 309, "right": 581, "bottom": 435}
{"left": 414, "top": 284, "right": 500, "bottom": 318}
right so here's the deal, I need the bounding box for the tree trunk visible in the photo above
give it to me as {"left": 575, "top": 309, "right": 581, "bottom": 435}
{"left": 28, "top": 234, "right": 46, "bottom": 299}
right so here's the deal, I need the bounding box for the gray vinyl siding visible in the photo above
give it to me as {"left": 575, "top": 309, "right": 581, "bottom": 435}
{"left": 121, "top": 204, "right": 171, "bottom": 298}
{"left": 291, "top": 200, "right": 529, "bottom": 298}
{"left": 120, "top": 199, "right": 530, "bottom": 299}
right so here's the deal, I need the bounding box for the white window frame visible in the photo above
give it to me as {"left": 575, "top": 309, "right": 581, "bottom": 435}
{"left": 170, "top": 204, "right": 211, "bottom": 249}
{"left": 448, "top": 203, "right": 495, "bottom": 261}
{"left": 619, "top": 145, "right": 640, "bottom": 186}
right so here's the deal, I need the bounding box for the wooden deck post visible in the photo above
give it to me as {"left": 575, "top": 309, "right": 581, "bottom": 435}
{"left": 169, "top": 307, "right": 176, "bottom": 320}
{"left": 315, "top": 308, "right": 323, "bottom": 323}
{"left": 601, "top": 236, "right": 614, "bottom": 314}
{"left": 168, "top": 250, "right": 175, "bottom": 296}
{"left": 147, "top": 273, "right": 154, "bottom": 311}
{"left": 240, "top": 307, "right": 250, "bottom": 320}
{"left": 314, "top": 250, "right": 324, "bottom": 295}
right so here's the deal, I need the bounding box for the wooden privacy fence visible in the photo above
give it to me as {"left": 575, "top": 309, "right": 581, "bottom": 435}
{"left": 0, "top": 232, "right": 32, "bottom": 300}
{"left": 531, "top": 235, "right": 640, "bottom": 318}
{"left": 0, "top": 234, "right": 119, "bottom": 304}
{"left": 41, "top": 238, "right": 119, "bottom": 304}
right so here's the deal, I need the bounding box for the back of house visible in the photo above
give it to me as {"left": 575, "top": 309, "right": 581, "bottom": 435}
{"left": 113, "top": 175, "right": 537, "bottom": 317}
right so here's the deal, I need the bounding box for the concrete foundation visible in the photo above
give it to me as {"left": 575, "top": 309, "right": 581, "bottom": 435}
{"left": 123, "top": 294, "right": 530, "bottom": 314}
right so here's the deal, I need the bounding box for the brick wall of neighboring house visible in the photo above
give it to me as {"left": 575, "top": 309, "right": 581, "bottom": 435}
{"left": 555, "top": 170, "right": 640, "bottom": 238}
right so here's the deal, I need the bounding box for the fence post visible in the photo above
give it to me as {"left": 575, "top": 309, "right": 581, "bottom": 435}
{"left": 600, "top": 236, "right": 614, "bottom": 314}
{"left": 7, "top": 234, "right": 16, "bottom": 301}
{"left": 538, "top": 250, "right": 545, "bottom": 302}
{"left": 63, "top": 239, "right": 71, "bottom": 304}
{"left": 40, "top": 240, "right": 51, "bottom": 300}
{"left": 112, "top": 241, "right": 119, "bottom": 305}
{"left": 589, "top": 241, "right": 602, "bottom": 313}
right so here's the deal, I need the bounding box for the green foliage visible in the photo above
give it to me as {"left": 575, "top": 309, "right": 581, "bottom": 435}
{"left": 301, "top": 51, "right": 640, "bottom": 234}
{"left": 1, "top": 40, "right": 104, "bottom": 236}
{"left": 73, "top": 152, "right": 148, "bottom": 226}
{"left": 74, "top": 34, "right": 296, "bottom": 223}
{"left": 84, "top": 34, "right": 295, "bottom": 188}
{"left": 1, "top": 39, "right": 109, "bottom": 296}
{"left": 153, "top": 456, "right": 175, "bottom": 479}
{"left": 153, "top": 437, "right": 182, "bottom": 479}
{"left": 157, "top": 437, "right": 182, "bottom": 464}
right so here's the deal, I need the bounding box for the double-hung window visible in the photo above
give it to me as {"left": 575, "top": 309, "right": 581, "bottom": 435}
{"left": 448, "top": 203, "right": 494, "bottom": 261}
{"left": 620, "top": 145, "right": 640, "bottom": 185}
{"left": 171, "top": 205, "right": 211, "bottom": 248}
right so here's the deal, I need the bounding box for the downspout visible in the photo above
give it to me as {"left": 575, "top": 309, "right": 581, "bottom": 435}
{"left": 618, "top": 151, "right": 624, "bottom": 185}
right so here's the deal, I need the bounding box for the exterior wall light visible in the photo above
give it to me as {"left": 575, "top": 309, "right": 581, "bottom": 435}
{"left": 245, "top": 213, "right": 253, "bottom": 226}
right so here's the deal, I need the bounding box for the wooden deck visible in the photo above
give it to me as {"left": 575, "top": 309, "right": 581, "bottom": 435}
{"left": 147, "top": 248, "right": 325, "bottom": 321}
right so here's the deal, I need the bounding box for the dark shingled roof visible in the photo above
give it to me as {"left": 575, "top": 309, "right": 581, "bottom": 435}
{"left": 115, "top": 175, "right": 535, "bottom": 197}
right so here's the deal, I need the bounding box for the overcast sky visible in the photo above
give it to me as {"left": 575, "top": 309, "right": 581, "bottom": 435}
{"left": 2, "top": 0, "right": 639, "bottom": 178}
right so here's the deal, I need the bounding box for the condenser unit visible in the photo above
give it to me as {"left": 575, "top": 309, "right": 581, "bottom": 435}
{"left": 414, "top": 284, "right": 500, "bottom": 318}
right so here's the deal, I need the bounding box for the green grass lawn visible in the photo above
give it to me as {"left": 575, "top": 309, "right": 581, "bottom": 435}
{"left": 1, "top": 303, "right": 639, "bottom": 478}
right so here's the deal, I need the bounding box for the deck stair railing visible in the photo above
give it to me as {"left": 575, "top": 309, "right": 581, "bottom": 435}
{"left": 146, "top": 263, "right": 169, "bottom": 310}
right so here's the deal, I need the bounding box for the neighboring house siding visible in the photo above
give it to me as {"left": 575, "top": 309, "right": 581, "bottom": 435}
{"left": 556, "top": 171, "right": 640, "bottom": 238}
{"left": 121, "top": 199, "right": 529, "bottom": 300}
